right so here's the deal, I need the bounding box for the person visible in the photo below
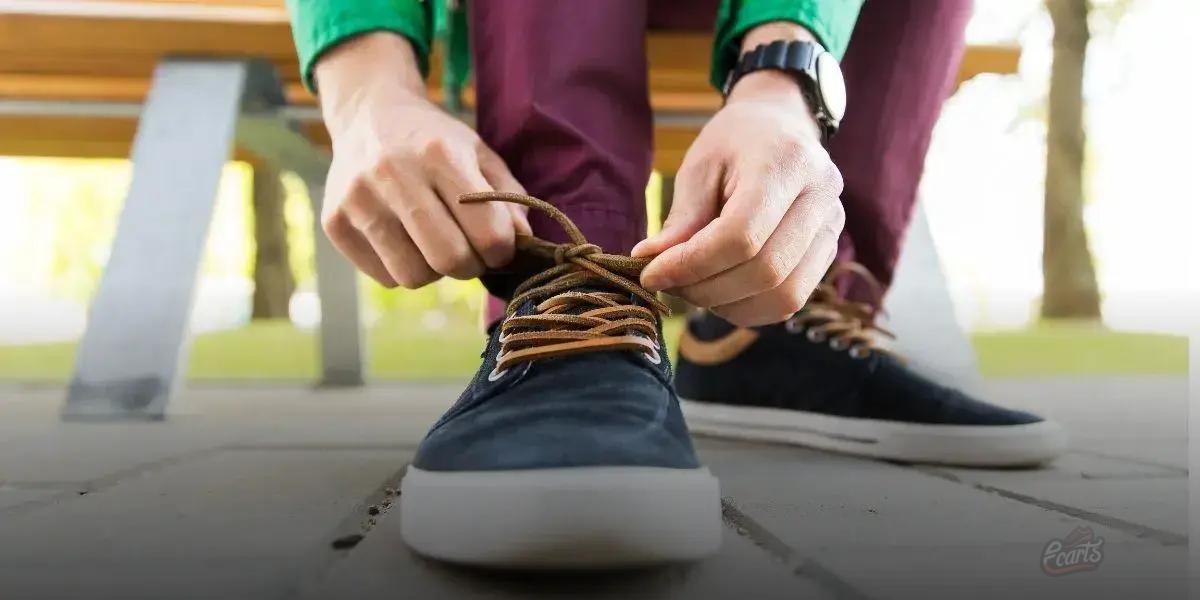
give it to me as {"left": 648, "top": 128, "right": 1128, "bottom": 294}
{"left": 286, "top": 0, "right": 1065, "bottom": 568}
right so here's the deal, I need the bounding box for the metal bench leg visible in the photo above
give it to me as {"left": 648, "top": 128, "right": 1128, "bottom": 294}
{"left": 306, "top": 178, "right": 366, "bottom": 387}
{"left": 64, "top": 59, "right": 363, "bottom": 421}
{"left": 233, "top": 68, "right": 365, "bottom": 388}
{"left": 882, "top": 201, "right": 982, "bottom": 390}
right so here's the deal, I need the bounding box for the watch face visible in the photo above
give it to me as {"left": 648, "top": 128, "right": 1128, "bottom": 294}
{"left": 816, "top": 52, "right": 847, "bottom": 122}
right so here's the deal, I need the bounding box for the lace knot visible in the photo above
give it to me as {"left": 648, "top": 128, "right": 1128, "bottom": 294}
{"left": 458, "top": 191, "right": 668, "bottom": 374}
{"left": 554, "top": 242, "right": 601, "bottom": 264}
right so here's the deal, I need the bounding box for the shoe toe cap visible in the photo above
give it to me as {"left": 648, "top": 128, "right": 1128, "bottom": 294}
{"left": 415, "top": 356, "right": 699, "bottom": 472}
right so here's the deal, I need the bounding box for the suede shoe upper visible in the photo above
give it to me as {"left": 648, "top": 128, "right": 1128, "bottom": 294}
{"left": 412, "top": 192, "right": 700, "bottom": 473}
{"left": 675, "top": 263, "right": 1044, "bottom": 427}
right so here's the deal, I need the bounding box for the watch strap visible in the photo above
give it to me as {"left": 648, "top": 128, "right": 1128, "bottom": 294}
{"left": 723, "top": 40, "right": 838, "bottom": 142}
{"left": 724, "top": 40, "right": 818, "bottom": 95}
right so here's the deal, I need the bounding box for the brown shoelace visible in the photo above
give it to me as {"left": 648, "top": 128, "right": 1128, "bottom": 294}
{"left": 460, "top": 192, "right": 669, "bottom": 375}
{"left": 785, "top": 262, "right": 897, "bottom": 360}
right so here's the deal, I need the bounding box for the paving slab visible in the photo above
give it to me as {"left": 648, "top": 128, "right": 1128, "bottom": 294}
{"left": 0, "top": 421, "right": 242, "bottom": 483}
{"left": 0, "top": 487, "right": 59, "bottom": 511}
{"left": 0, "top": 377, "right": 1188, "bottom": 599}
{"left": 816, "top": 542, "right": 1188, "bottom": 600}
{"left": 303, "top": 506, "right": 836, "bottom": 600}
{"left": 0, "top": 448, "right": 409, "bottom": 600}
{"left": 0, "top": 384, "right": 451, "bottom": 486}
{"left": 980, "top": 376, "right": 1189, "bottom": 470}
{"left": 937, "top": 456, "right": 1188, "bottom": 537}
{"left": 696, "top": 438, "right": 1189, "bottom": 597}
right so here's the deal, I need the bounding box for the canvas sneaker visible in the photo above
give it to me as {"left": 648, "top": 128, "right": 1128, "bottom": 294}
{"left": 675, "top": 262, "right": 1066, "bottom": 467}
{"left": 399, "top": 192, "right": 721, "bottom": 568}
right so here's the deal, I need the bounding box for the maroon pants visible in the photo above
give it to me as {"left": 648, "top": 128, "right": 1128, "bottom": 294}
{"left": 471, "top": 0, "right": 971, "bottom": 310}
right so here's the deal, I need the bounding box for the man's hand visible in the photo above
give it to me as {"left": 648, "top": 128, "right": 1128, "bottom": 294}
{"left": 315, "top": 33, "right": 529, "bottom": 289}
{"left": 632, "top": 23, "right": 845, "bottom": 327}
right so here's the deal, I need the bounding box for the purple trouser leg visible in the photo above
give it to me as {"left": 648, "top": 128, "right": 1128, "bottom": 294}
{"left": 471, "top": 1, "right": 650, "bottom": 322}
{"left": 473, "top": 0, "right": 972, "bottom": 319}
{"left": 829, "top": 0, "right": 973, "bottom": 303}
{"left": 470, "top": 0, "right": 651, "bottom": 253}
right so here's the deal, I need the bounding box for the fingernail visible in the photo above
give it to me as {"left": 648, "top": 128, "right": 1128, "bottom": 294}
{"left": 642, "top": 272, "right": 671, "bottom": 292}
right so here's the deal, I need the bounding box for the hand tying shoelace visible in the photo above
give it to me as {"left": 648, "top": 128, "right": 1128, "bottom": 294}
{"left": 460, "top": 192, "right": 670, "bottom": 375}
{"left": 785, "top": 261, "right": 897, "bottom": 360}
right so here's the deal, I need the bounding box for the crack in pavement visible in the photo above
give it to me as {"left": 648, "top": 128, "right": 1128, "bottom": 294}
{"left": 721, "top": 497, "right": 873, "bottom": 600}
{"left": 284, "top": 464, "right": 408, "bottom": 600}
{"left": 913, "top": 466, "right": 1188, "bottom": 546}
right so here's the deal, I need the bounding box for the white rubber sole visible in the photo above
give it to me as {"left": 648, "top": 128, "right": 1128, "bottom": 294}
{"left": 681, "top": 398, "right": 1067, "bottom": 467}
{"left": 398, "top": 465, "right": 722, "bottom": 569}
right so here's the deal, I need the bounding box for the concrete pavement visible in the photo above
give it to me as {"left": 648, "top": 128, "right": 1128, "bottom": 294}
{"left": 0, "top": 376, "right": 1188, "bottom": 599}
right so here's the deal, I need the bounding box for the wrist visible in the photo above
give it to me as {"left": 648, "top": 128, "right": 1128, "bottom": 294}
{"left": 728, "top": 21, "right": 821, "bottom": 108}
{"left": 315, "top": 32, "right": 427, "bottom": 121}
{"left": 724, "top": 70, "right": 809, "bottom": 109}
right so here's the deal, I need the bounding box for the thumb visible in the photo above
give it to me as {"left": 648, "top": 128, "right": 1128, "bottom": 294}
{"left": 631, "top": 162, "right": 722, "bottom": 258}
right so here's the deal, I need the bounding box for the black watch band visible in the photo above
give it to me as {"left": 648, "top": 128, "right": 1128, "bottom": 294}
{"left": 723, "top": 40, "right": 845, "bottom": 141}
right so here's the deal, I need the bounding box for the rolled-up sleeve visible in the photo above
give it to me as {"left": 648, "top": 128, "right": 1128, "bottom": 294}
{"left": 711, "top": 0, "right": 864, "bottom": 89}
{"left": 286, "top": 0, "right": 432, "bottom": 91}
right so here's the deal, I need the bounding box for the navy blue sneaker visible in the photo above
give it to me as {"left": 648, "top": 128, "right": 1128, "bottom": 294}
{"left": 675, "top": 263, "right": 1065, "bottom": 467}
{"left": 400, "top": 193, "right": 720, "bottom": 568}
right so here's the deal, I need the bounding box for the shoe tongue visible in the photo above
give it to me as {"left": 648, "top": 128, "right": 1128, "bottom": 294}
{"left": 478, "top": 248, "right": 556, "bottom": 302}
{"left": 689, "top": 312, "right": 740, "bottom": 339}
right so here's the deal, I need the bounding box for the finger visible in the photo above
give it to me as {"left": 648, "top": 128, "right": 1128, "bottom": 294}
{"left": 430, "top": 154, "right": 517, "bottom": 269}
{"left": 346, "top": 204, "right": 439, "bottom": 289}
{"left": 478, "top": 145, "right": 525, "bottom": 194}
{"left": 674, "top": 196, "right": 843, "bottom": 307}
{"left": 710, "top": 223, "right": 840, "bottom": 327}
{"left": 507, "top": 203, "right": 532, "bottom": 236}
{"left": 631, "top": 153, "right": 723, "bottom": 258}
{"left": 641, "top": 153, "right": 824, "bottom": 291}
{"left": 322, "top": 209, "right": 397, "bottom": 287}
{"left": 367, "top": 168, "right": 485, "bottom": 280}
{"left": 478, "top": 147, "right": 533, "bottom": 237}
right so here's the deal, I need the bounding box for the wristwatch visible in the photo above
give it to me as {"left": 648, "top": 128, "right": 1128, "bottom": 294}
{"left": 723, "top": 39, "right": 847, "bottom": 142}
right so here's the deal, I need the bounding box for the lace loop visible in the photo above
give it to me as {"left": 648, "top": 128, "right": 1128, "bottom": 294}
{"left": 788, "top": 262, "right": 897, "bottom": 360}
{"left": 460, "top": 192, "right": 668, "bottom": 373}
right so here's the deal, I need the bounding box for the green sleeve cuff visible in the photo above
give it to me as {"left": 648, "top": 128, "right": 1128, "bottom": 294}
{"left": 286, "top": 0, "right": 432, "bottom": 92}
{"left": 712, "top": 0, "right": 864, "bottom": 90}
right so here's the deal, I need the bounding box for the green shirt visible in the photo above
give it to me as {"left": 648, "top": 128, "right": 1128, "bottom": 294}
{"left": 286, "top": 0, "right": 863, "bottom": 95}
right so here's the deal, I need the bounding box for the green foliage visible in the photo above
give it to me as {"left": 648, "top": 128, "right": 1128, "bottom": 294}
{"left": 18, "top": 158, "right": 127, "bottom": 302}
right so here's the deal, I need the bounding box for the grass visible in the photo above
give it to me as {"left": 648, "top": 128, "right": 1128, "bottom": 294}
{"left": 971, "top": 321, "right": 1187, "bottom": 377}
{"left": 0, "top": 318, "right": 485, "bottom": 383}
{"left": 0, "top": 319, "right": 1186, "bottom": 383}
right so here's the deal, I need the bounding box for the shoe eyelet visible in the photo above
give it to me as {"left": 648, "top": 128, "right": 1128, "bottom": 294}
{"left": 784, "top": 319, "right": 804, "bottom": 334}
{"left": 487, "top": 351, "right": 509, "bottom": 381}
{"left": 806, "top": 328, "right": 827, "bottom": 343}
{"left": 640, "top": 336, "right": 662, "bottom": 365}
{"left": 849, "top": 345, "right": 870, "bottom": 360}
{"left": 829, "top": 338, "right": 849, "bottom": 352}
{"left": 487, "top": 366, "right": 508, "bottom": 382}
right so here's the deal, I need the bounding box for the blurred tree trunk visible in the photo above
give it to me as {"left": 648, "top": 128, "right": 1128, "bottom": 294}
{"left": 251, "top": 164, "right": 294, "bottom": 319}
{"left": 1042, "top": 0, "right": 1101, "bottom": 319}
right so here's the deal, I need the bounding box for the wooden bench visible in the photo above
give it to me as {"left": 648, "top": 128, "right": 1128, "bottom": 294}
{"left": 0, "top": 0, "right": 1019, "bottom": 419}
{"left": 0, "top": 0, "right": 1019, "bottom": 169}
